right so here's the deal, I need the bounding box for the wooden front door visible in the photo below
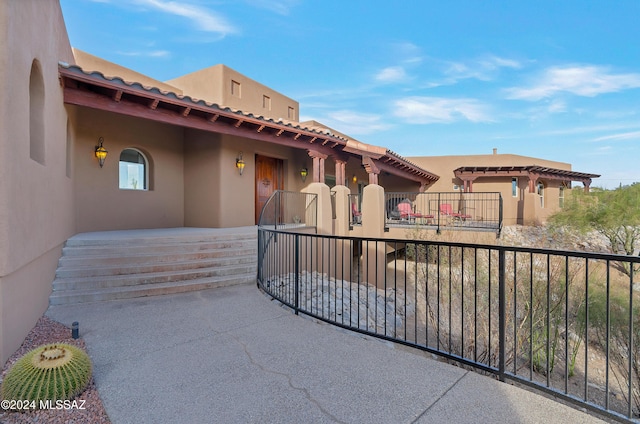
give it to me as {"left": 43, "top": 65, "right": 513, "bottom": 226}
{"left": 255, "top": 155, "right": 284, "bottom": 224}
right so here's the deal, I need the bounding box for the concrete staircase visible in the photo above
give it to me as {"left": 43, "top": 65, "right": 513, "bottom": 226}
{"left": 49, "top": 227, "right": 257, "bottom": 305}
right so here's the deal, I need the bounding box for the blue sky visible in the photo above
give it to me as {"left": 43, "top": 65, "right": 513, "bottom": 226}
{"left": 60, "top": 0, "right": 640, "bottom": 188}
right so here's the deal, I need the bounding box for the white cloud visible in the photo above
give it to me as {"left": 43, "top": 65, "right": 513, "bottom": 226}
{"left": 393, "top": 42, "right": 423, "bottom": 64}
{"left": 547, "top": 99, "right": 566, "bottom": 113}
{"left": 322, "top": 110, "right": 391, "bottom": 135}
{"left": 116, "top": 50, "right": 171, "bottom": 58}
{"left": 485, "top": 56, "right": 522, "bottom": 69}
{"left": 393, "top": 97, "right": 493, "bottom": 124}
{"left": 532, "top": 123, "right": 640, "bottom": 137}
{"left": 592, "top": 130, "right": 640, "bottom": 142}
{"left": 135, "top": 0, "right": 237, "bottom": 35}
{"left": 244, "top": 0, "right": 299, "bottom": 15}
{"left": 442, "top": 55, "right": 522, "bottom": 82}
{"left": 506, "top": 65, "right": 640, "bottom": 100}
{"left": 374, "top": 66, "right": 407, "bottom": 83}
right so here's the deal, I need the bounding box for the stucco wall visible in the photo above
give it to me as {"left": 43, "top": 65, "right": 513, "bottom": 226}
{"left": 0, "top": 0, "right": 75, "bottom": 363}
{"left": 168, "top": 65, "right": 300, "bottom": 122}
{"left": 183, "top": 130, "right": 223, "bottom": 227}
{"left": 72, "top": 108, "right": 185, "bottom": 232}
{"left": 183, "top": 129, "right": 310, "bottom": 227}
{"left": 409, "top": 153, "right": 572, "bottom": 225}
{"left": 72, "top": 48, "right": 181, "bottom": 94}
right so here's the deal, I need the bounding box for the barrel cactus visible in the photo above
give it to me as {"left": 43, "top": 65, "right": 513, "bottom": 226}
{"left": 1, "top": 343, "right": 92, "bottom": 406}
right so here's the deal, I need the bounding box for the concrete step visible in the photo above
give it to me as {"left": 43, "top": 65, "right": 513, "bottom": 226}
{"left": 49, "top": 273, "right": 256, "bottom": 305}
{"left": 63, "top": 227, "right": 257, "bottom": 247}
{"left": 53, "top": 263, "right": 256, "bottom": 291}
{"left": 58, "top": 247, "right": 256, "bottom": 268}
{"left": 61, "top": 239, "right": 256, "bottom": 257}
{"left": 55, "top": 255, "right": 256, "bottom": 278}
{"left": 49, "top": 227, "right": 258, "bottom": 305}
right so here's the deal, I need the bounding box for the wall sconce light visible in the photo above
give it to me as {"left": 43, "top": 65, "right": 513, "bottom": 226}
{"left": 95, "top": 137, "right": 108, "bottom": 168}
{"left": 352, "top": 175, "right": 357, "bottom": 184}
{"left": 236, "top": 152, "right": 245, "bottom": 175}
{"left": 300, "top": 167, "right": 308, "bottom": 182}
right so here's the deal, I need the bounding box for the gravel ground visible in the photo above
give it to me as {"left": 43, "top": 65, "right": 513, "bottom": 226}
{"left": 0, "top": 316, "right": 110, "bottom": 424}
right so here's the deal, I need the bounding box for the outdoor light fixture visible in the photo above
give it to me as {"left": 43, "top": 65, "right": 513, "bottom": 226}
{"left": 236, "top": 152, "right": 245, "bottom": 175}
{"left": 300, "top": 167, "right": 308, "bottom": 182}
{"left": 95, "top": 137, "right": 108, "bottom": 168}
{"left": 352, "top": 175, "right": 357, "bottom": 184}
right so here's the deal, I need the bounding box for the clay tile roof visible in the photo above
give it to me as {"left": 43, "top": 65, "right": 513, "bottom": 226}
{"left": 59, "top": 62, "right": 439, "bottom": 183}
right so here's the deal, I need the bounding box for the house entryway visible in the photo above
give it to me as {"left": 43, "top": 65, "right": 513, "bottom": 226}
{"left": 255, "top": 155, "right": 283, "bottom": 224}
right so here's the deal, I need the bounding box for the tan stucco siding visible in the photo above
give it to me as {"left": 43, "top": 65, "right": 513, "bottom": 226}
{"left": 72, "top": 49, "right": 182, "bottom": 95}
{"left": 0, "top": 0, "right": 75, "bottom": 363}
{"left": 183, "top": 130, "right": 223, "bottom": 227}
{"left": 184, "top": 129, "right": 310, "bottom": 228}
{"left": 408, "top": 154, "right": 571, "bottom": 225}
{"left": 0, "top": 0, "right": 75, "bottom": 274}
{"left": 0, "top": 247, "right": 62, "bottom": 366}
{"left": 72, "top": 108, "right": 185, "bottom": 232}
{"left": 408, "top": 153, "right": 571, "bottom": 193}
{"left": 168, "top": 65, "right": 299, "bottom": 122}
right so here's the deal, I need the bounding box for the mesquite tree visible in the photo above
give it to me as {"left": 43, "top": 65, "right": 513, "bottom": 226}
{"left": 549, "top": 183, "right": 640, "bottom": 276}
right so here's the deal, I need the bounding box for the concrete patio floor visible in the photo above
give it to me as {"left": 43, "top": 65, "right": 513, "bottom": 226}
{"left": 46, "top": 283, "right": 607, "bottom": 424}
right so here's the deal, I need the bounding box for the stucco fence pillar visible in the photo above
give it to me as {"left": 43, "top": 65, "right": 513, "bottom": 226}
{"left": 330, "top": 185, "right": 353, "bottom": 281}
{"left": 360, "top": 184, "right": 386, "bottom": 290}
{"left": 300, "top": 183, "right": 334, "bottom": 276}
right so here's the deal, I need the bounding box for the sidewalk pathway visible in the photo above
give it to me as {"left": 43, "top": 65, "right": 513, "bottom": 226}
{"left": 47, "top": 284, "right": 606, "bottom": 424}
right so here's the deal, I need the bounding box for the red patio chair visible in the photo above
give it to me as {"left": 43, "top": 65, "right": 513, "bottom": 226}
{"left": 397, "top": 202, "right": 434, "bottom": 222}
{"left": 439, "top": 203, "right": 471, "bottom": 221}
{"left": 351, "top": 203, "right": 362, "bottom": 224}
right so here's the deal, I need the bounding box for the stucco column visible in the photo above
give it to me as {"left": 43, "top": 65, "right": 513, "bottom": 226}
{"left": 308, "top": 150, "right": 327, "bottom": 183}
{"left": 528, "top": 173, "right": 540, "bottom": 193}
{"left": 361, "top": 184, "right": 386, "bottom": 289}
{"left": 363, "top": 156, "right": 380, "bottom": 186}
{"left": 462, "top": 177, "right": 476, "bottom": 193}
{"left": 301, "top": 182, "right": 334, "bottom": 277}
{"left": 332, "top": 185, "right": 352, "bottom": 281}
{"left": 332, "top": 185, "right": 350, "bottom": 236}
{"left": 302, "top": 182, "right": 332, "bottom": 235}
{"left": 523, "top": 191, "right": 539, "bottom": 225}
{"left": 335, "top": 159, "right": 347, "bottom": 187}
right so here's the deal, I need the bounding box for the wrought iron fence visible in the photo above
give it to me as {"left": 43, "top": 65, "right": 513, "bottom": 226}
{"left": 257, "top": 190, "right": 318, "bottom": 229}
{"left": 257, "top": 227, "right": 640, "bottom": 422}
{"left": 385, "top": 192, "right": 502, "bottom": 234}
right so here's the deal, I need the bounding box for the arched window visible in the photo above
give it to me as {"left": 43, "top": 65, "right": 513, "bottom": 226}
{"left": 29, "top": 59, "right": 45, "bottom": 164}
{"left": 119, "top": 149, "right": 148, "bottom": 190}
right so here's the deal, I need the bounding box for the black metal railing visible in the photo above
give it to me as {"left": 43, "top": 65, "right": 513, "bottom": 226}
{"left": 385, "top": 192, "right": 502, "bottom": 234}
{"left": 258, "top": 190, "right": 318, "bottom": 229}
{"left": 257, "top": 227, "right": 640, "bottom": 422}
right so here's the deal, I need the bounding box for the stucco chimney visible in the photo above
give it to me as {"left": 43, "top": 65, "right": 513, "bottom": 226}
{"left": 493, "top": 148, "right": 497, "bottom": 155}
